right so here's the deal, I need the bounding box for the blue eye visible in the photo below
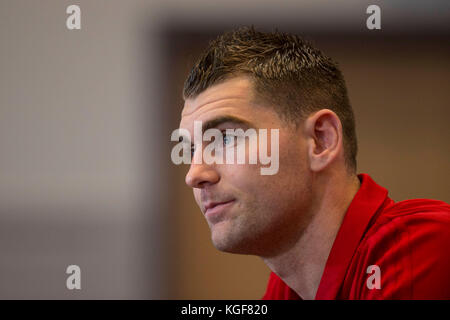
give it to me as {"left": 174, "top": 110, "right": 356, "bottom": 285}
{"left": 223, "top": 135, "right": 234, "bottom": 146}
{"left": 191, "top": 145, "right": 196, "bottom": 158}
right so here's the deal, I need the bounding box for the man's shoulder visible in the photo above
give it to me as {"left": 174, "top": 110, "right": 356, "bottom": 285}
{"left": 352, "top": 198, "right": 450, "bottom": 299}
{"left": 382, "top": 198, "right": 450, "bottom": 220}
{"left": 363, "top": 198, "right": 450, "bottom": 250}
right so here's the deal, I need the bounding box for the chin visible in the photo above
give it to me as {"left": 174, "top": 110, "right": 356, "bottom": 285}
{"left": 212, "top": 240, "right": 249, "bottom": 255}
{"left": 211, "top": 230, "right": 242, "bottom": 254}
{"left": 210, "top": 227, "right": 258, "bottom": 255}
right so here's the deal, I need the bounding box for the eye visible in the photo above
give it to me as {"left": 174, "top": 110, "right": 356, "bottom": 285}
{"left": 223, "top": 134, "right": 235, "bottom": 146}
{"left": 223, "top": 135, "right": 232, "bottom": 145}
{"left": 191, "top": 144, "right": 196, "bottom": 158}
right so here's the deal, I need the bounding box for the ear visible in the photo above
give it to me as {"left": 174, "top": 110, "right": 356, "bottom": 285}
{"left": 303, "top": 109, "right": 344, "bottom": 172}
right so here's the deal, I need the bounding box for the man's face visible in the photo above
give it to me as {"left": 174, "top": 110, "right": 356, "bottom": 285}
{"left": 180, "top": 77, "right": 313, "bottom": 257}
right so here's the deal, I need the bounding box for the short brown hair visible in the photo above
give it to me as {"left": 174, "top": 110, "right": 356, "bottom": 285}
{"left": 183, "top": 26, "right": 357, "bottom": 171}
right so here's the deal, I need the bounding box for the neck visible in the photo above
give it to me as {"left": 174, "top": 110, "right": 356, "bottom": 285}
{"left": 262, "top": 171, "right": 360, "bottom": 299}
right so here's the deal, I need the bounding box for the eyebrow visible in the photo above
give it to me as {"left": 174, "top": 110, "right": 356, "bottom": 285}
{"left": 202, "top": 115, "right": 253, "bottom": 132}
{"left": 178, "top": 115, "right": 254, "bottom": 144}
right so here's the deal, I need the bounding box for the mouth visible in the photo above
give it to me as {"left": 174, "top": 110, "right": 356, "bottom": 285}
{"left": 203, "top": 199, "right": 235, "bottom": 221}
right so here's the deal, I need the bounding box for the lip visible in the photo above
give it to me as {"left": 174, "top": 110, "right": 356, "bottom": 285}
{"left": 204, "top": 199, "right": 235, "bottom": 221}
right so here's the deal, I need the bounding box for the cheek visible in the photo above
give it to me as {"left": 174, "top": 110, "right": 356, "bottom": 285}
{"left": 218, "top": 134, "right": 307, "bottom": 202}
{"left": 220, "top": 163, "right": 262, "bottom": 190}
{"left": 257, "top": 139, "right": 309, "bottom": 201}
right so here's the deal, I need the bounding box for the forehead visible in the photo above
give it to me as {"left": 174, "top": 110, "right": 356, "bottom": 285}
{"left": 180, "top": 77, "right": 271, "bottom": 130}
{"left": 182, "top": 77, "right": 254, "bottom": 115}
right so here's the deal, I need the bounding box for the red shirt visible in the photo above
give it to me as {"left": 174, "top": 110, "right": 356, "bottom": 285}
{"left": 262, "top": 173, "right": 450, "bottom": 300}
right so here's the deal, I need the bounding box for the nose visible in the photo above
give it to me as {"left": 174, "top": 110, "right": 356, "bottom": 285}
{"left": 185, "top": 161, "right": 220, "bottom": 189}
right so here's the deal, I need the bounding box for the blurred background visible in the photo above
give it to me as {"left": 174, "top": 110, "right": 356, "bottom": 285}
{"left": 0, "top": 0, "right": 448, "bottom": 299}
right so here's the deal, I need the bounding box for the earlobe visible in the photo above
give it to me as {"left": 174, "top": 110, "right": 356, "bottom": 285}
{"left": 305, "top": 109, "right": 343, "bottom": 172}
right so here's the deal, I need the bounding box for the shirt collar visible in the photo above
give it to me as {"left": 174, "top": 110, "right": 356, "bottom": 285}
{"left": 314, "top": 173, "right": 390, "bottom": 299}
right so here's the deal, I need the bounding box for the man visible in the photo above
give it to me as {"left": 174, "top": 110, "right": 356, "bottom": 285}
{"left": 177, "top": 26, "right": 450, "bottom": 299}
